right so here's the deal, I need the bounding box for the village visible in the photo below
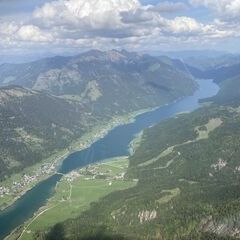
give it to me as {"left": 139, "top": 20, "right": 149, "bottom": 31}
{"left": 0, "top": 113, "right": 137, "bottom": 204}
{"left": 0, "top": 163, "right": 55, "bottom": 198}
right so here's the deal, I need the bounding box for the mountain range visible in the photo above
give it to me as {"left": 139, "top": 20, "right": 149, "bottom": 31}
{"left": 0, "top": 50, "right": 196, "bottom": 179}
{"left": 37, "top": 53, "right": 240, "bottom": 240}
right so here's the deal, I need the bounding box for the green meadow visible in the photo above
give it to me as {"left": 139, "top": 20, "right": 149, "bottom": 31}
{"left": 14, "top": 157, "right": 136, "bottom": 240}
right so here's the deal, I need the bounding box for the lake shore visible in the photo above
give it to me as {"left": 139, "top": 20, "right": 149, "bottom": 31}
{"left": 6, "top": 156, "right": 134, "bottom": 240}
{"left": 0, "top": 79, "right": 219, "bottom": 240}
{"left": 0, "top": 106, "right": 158, "bottom": 213}
{"left": 128, "top": 131, "right": 144, "bottom": 156}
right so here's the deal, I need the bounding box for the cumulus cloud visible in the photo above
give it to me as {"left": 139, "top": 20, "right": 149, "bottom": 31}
{"left": 0, "top": 0, "right": 238, "bottom": 53}
{"left": 169, "top": 17, "right": 202, "bottom": 33}
{"left": 33, "top": 0, "right": 239, "bottom": 40}
{"left": 33, "top": 0, "right": 140, "bottom": 28}
{"left": 17, "top": 25, "right": 53, "bottom": 42}
{"left": 190, "top": 0, "right": 240, "bottom": 21}
{"left": 189, "top": 0, "right": 240, "bottom": 43}
{"left": 164, "top": 16, "right": 233, "bottom": 40}
{"left": 0, "top": 22, "right": 18, "bottom": 36}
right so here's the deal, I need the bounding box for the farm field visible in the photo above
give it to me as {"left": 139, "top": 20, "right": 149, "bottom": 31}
{"left": 10, "top": 157, "right": 136, "bottom": 240}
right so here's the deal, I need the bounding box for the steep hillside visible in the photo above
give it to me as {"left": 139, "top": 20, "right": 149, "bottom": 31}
{"left": 0, "top": 50, "right": 194, "bottom": 93}
{"left": 188, "top": 62, "right": 240, "bottom": 84}
{"left": 38, "top": 57, "right": 240, "bottom": 239}
{"left": 204, "top": 75, "right": 240, "bottom": 106}
{"left": 0, "top": 86, "right": 94, "bottom": 179}
{"left": 6, "top": 52, "right": 240, "bottom": 240}
{"left": 40, "top": 104, "right": 240, "bottom": 240}
{"left": 0, "top": 50, "right": 196, "bottom": 116}
{"left": 0, "top": 56, "right": 69, "bottom": 87}
{"left": 186, "top": 54, "right": 240, "bottom": 84}
{"left": 0, "top": 50, "right": 197, "bottom": 179}
{"left": 184, "top": 53, "right": 240, "bottom": 107}
{"left": 185, "top": 54, "right": 240, "bottom": 72}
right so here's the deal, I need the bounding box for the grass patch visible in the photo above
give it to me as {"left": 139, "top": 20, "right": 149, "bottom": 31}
{"left": 17, "top": 157, "right": 136, "bottom": 240}
{"left": 157, "top": 188, "right": 181, "bottom": 205}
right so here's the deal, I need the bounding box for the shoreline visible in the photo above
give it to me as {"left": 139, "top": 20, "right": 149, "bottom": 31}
{"left": 0, "top": 106, "right": 158, "bottom": 213}
{"left": 0, "top": 84, "right": 199, "bottom": 214}
{"left": 0, "top": 87, "right": 197, "bottom": 213}
{"left": 2, "top": 83, "right": 202, "bottom": 239}
{"left": 128, "top": 131, "right": 144, "bottom": 156}
{"left": 6, "top": 156, "right": 132, "bottom": 240}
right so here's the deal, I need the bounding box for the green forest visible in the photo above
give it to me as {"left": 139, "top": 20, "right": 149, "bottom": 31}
{"left": 35, "top": 77, "right": 240, "bottom": 239}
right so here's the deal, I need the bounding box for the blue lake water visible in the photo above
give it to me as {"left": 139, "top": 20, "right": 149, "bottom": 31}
{"left": 0, "top": 79, "right": 219, "bottom": 239}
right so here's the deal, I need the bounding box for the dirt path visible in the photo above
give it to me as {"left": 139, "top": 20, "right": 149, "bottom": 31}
{"left": 101, "top": 163, "right": 124, "bottom": 169}
{"left": 17, "top": 174, "right": 73, "bottom": 240}
{"left": 68, "top": 182, "right": 72, "bottom": 201}
{"left": 17, "top": 203, "right": 61, "bottom": 240}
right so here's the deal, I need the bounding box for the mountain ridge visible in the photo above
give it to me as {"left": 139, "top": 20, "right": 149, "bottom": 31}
{"left": 0, "top": 50, "right": 196, "bottom": 180}
{"left": 32, "top": 52, "right": 240, "bottom": 240}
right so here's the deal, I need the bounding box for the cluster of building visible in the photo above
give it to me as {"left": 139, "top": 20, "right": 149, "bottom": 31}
{"left": 65, "top": 171, "right": 80, "bottom": 182}
{"left": 1, "top": 163, "right": 55, "bottom": 198}
{"left": 1, "top": 115, "right": 133, "bottom": 202}
{"left": 0, "top": 186, "right": 10, "bottom": 198}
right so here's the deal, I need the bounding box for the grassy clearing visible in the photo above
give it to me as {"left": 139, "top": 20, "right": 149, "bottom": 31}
{"left": 16, "top": 157, "right": 136, "bottom": 240}
{"left": 195, "top": 118, "right": 223, "bottom": 140}
{"left": 157, "top": 188, "right": 181, "bottom": 205}
{"left": 138, "top": 146, "right": 175, "bottom": 167}
{"left": 98, "top": 157, "right": 129, "bottom": 174}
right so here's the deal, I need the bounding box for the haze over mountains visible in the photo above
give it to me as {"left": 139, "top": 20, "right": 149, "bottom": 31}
{"left": 185, "top": 53, "right": 240, "bottom": 106}
{"left": 0, "top": 50, "right": 196, "bottom": 179}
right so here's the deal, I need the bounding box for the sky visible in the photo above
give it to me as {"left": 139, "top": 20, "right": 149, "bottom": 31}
{"left": 0, "top": 0, "right": 239, "bottom": 58}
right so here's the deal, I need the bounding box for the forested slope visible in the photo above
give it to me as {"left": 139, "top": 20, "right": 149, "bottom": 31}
{"left": 0, "top": 50, "right": 196, "bottom": 178}
{"left": 37, "top": 100, "right": 240, "bottom": 239}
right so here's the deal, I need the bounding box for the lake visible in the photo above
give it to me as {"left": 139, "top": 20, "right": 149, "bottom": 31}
{"left": 0, "top": 79, "right": 219, "bottom": 239}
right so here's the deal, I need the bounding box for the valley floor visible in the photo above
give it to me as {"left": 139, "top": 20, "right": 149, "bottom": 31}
{"left": 32, "top": 105, "right": 240, "bottom": 240}
{"left": 0, "top": 107, "right": 154, "bottom": 213}
{"left": 7, "top": 157, "right": 137, "bottom": 240}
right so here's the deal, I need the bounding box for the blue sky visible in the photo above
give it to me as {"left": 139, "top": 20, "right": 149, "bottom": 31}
{"left": 0, "top": 0, "right": 239, "bottom": 57}
{"left": 0, "top": 0, "right": 45, "bottom": 15}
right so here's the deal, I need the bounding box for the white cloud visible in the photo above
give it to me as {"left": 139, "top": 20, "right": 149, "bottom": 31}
{"left": 31, "top": 0, "right": 239, "bottom": 42}
{"left": 34, "top": 2, "right": 58, "bottom": 19}
{"left": 169, "top": 17, "right": 203, "bottom": 33}
{"left": 0, "top": 22, "right": 18, "bottom": 36}
{"left": 0, "top": 0, "right": 238, "bottom": 53}
{"left": 17, "top": 25, "right": 53, "bottom": 42}
{"left": 33, "top": 0, "right": 140, "bottom": 29}
{"left": 190, "top": 0, "right": 240, "bottom": 21}
{"left": 65, "top": 0, "right": 140, "bottom": 18}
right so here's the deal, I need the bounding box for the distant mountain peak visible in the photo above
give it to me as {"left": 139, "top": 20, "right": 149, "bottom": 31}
{"left": 77, "top": 49, "right": 127, "bottom": 62}
{"left": 105, "top": 50, "right": 126, "bottom": 62}
{"left": 0, "top": 49, "right": 196, "bottom": 99}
